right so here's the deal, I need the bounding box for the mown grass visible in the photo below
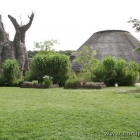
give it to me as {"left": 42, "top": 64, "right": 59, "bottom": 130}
{"left": 0, "top": 87, "right": 140, "bottom": 140}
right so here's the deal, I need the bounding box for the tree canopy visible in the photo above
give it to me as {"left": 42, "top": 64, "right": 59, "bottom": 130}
{"left": 128, "top": 17, "right": 140, "bottom": 51}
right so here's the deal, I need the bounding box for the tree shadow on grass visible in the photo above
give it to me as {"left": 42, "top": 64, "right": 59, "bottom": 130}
{"left": 135, "top": 95, "right": 140, "bottom": 98}
{"left": 115, "top": 89, "right": 140, "bottom": 98}
{"left": 123, "top": 89, "right": 140, "bottom": 93}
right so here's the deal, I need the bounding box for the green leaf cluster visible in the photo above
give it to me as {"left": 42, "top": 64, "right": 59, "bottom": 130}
{"left": 74, "top": 46, "right": 98, "bottom": 70}
{"left": 34, "top": 40, "right": 59, "bottom": 55}
{"left": 65, "top": 70, "right": 80, "bottom": 86}
{"left": 92, "top": 56, "right": 139, "bottom": 86}
{"left": 25, "top": 54, "right": 70, "bottom": 86}
{"left": 2, "top": 59, "right": 20, "bottom": 85}
{"left": 32, "top": 80, "right": 38, "bottom": 85}
{"left": 128, "top": 17, "right": 140, "bottom": 52}
{"left": 42, "top": 78, "right": 53, "bottom": 86}
{"left": 74, "top": 46, "right": 98, "bottom": 81}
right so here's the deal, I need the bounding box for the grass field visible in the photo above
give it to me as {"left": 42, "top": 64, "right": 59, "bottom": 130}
{"left": 0, "top": 86, "right": 140, "bottom": 140}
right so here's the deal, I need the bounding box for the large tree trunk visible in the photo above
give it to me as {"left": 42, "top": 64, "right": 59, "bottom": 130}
{"left": 0, "top": 13, "right": 34, "bottom": 72}
{"left": 0, "top": 15, "right": 8, "bottom": 42}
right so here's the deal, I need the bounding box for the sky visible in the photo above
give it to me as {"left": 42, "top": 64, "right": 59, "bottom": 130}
{"left": 1, "top": 0, "right": 140, "bottom": 51}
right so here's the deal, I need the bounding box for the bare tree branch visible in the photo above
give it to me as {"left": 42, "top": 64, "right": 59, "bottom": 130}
{"left": 20, "top": 12, "right": 34, "bottom": 32}
{"left": 8, "top": 13, "right": 34, "bottom": 43}
{"left": 8, "top": 15, "right": 20, "bottom": 30}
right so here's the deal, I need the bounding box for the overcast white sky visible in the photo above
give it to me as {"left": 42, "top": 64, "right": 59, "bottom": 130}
{"left": 1, "top": 0, "right": 140, "bottom": 51}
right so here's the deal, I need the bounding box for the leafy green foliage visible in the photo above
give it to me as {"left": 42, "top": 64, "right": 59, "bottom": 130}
{"left": 0, "top": 77, "right": 8, "bottom": 86}
{"left": 58, "top": 50, "right": 75, "bottom": 56}
{"left": 77, "top": 70, "right": 92, "bottom": 82}
{"left": 65, "top": 78, "right": 80, "bottom": 86}
{"left": 102, "top": 56, "right": 116, "bottom": 86}
{"left": 12, "top": 79, "right": 24, "bottom": 87}
{"left": 42, "top": 75, "right": 53, "bottom": 86}
{"left": 115, "top": 58, "right": 126, "bottom": 76}
{"left": 32, "top": 80, "right": 38, "bottom": 85}
{"left": 28, "top": 50, "right": 76, "bottom": 58}
{"left": 133, "top": 47, "right": 140, "bottom": 52}
{"left": 24, "top": 68, "right": 36, "bottom": 82}
{"left": 91, "top": 61, "right": 104, "bottom": 82}
{"left": 65, "top": 70, "right": 80, "bottom": 86}
{"left": 125, "top": 61, "right": 139, "bottom": 85}
{"left": 28, "top": 50, "right": 38, "bottom": 58}
{"left": 34, "top": 39, "right": 59, "bottom": 50}
{"left": 92, "top": 56, "right": 139, "bottom": 86}
{"left": 74, "top": 46, "right": 98, "bottom": 70}
{"left": 34, "top": 40, "right": 59, "bottom": 55}
{"left": 2, "top": 59, "right": 20, "bottom": 85}
{"left": 42, "top": 78, "right": 52, "bottom": 86}
{"left": 114, "top": 58, "right": 127, "bottom": 85}
{"left": 128, "top": 17, "right": 140, "bottom": 32}
{"left": 128, "top": 18, "right": 140, "bottom": 52}
{"left": 26, "top": 54, "right": 70, "bottom": 86}
{"left": 74, "top": 46, "right": 98, "bottom": 82}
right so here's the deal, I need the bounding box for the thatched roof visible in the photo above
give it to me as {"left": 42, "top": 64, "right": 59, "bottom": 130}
{"left": 72, "top": 30, "right": 140, "bottom": 72}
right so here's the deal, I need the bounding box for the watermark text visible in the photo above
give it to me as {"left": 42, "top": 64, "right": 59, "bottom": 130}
{"left": 104, "top": 131, "right": 140, "bottom": 137}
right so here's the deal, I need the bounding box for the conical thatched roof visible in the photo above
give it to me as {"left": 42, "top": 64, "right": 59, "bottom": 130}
{"left": 72, "top": 30, "right": 140, "bottom": 72}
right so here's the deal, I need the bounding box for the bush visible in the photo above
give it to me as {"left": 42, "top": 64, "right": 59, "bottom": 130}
{"left": 26, "top": 53, "right": 70, "bottom": 86}
{"left": 103, "top": 56, "right": 116, "bottom": 86}
{"left": 32, "top": 80, "right": 38, "bottom": 85}
{"left": 114, "top": 58, "right": 127, "bottom": 85}
{"left": 92, "top": 56, "right": 116, "bottom": 86}
{"left": 0, "top": 77, "right": 8, "bottom": 86}
{"left": 65, "top": 70, "right": 80, "bottom": 86}
{"left": 2, "top": 59, "right": 20, "bottom": 85}
{"left": 65, "top": 78, "right": 80, "bottom": 86}
{"left": 12, "top": 79, "right": 24, "bottom": 87}
{"left": 42, "top": 75, "right": 53, "bottom": 86}
{"left": 24, "top": 69, "right": 37, "bottom": 82}
{"left": 124, "top": 61, "right": 139, "bottom": 86}
{"left": 91, "top": 61, "right": 104, "bottom": 82}
{"left": 92, "top": 56, "right": 139, "bottom": 86}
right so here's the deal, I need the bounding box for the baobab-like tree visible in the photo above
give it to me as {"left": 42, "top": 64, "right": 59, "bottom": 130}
{"left": 0, "top": 13, "right": 34, "bottom": 72}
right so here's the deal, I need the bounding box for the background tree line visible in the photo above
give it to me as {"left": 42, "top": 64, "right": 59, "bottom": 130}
{"left": 28, "top": 50, "right": 75, "bottom": 58}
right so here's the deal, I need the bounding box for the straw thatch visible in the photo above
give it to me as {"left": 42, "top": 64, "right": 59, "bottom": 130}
{"left": 71, "top": 30, "right": 140, "bottom": 72}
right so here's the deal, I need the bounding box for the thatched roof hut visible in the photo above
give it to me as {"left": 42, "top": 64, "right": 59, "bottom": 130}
{"left": 71, "top": 30, "right": 140, "bottom": 72}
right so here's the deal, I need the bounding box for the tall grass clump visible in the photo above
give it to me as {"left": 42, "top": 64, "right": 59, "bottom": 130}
{"left": 1, "top": 59, "right": 20, "bottom": 85}
{"left": 25, "top": 53, "right": 70, "bottom": 86}
{"left": 92, "top": 56, "right": 139, "bottom": 86}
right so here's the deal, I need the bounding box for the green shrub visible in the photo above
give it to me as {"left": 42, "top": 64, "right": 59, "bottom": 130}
{"left": 114, "top": 58, "right": 127, "bottom": 85}
{"left": 27, "top": 53, "right": 70, "bottom": 86}
{"left": 91, "top": 61, "right": 104, "bottom": 82}
{"left": 2, "top": 59, "right": 20, "bottom": 85}
{"left": 12, "top": 79, "right": 24, "bottom": 87}
{"left": 103, "top": 56, "right": 116, "bottom": 86}
{"left": 0, "top": 77, "right": 8, "bottom": 86}
{"left": 74, "top": 46, "right": 98, "bottom": 82}
{"left": 32, "top": 80, "right": 38, "bottom": 85}
{"left": 65, "top": 70, "right": 80, "bottom": 86}
{"left": 77, "top": 70, "right": 92, "bottom": 82}
{"left": 42, "top": 75, "right": 53, "bottom": 86}
{"left": 24, "top": 69, "right": 37, "bottom": 82}
{"left": 92, "top": 56, "right": 116, "bottom": 86}
{"left": 124, "top": 61, "right": 139, "bottom": 86}
{"left": 91, "top": 56, "right": 139, "bottom": 86}
{"left": 65, "top": 78, "right": 80, "bottom": 86}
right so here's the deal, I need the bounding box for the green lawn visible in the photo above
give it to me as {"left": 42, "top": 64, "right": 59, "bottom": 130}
{"left": 0, "top": 87, "right": 140, "bottom": 140}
